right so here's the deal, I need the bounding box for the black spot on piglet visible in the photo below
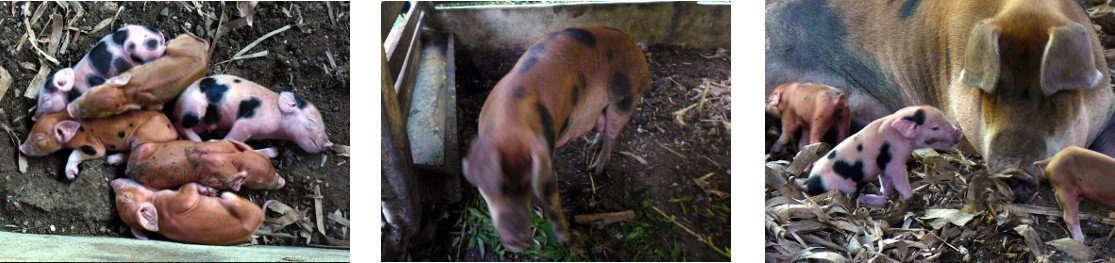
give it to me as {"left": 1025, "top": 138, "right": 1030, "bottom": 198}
{"left": 203, "top": 105, "right": 222, "bottom": 124}
{"left": 113, "top": 58, "right": 132, "bottom": 73}
{"left": 827, "top": 150, "right": 837, "bottom": 160}
{"left": 902, "top": 109, "right": 925, "bottom": 125}
{"left": 87, "top": 75, "right": 106, "bottom": 88}
{"left": 876, "top": 142, "right": 892, "bottom": 170}
{"left": 145, "top": 39, "right": 159, "bottom": 50}
{"left": 88, "top": 42, "right": 113, "bottom": 75}
{"left": 199, "top": 77, "right": 229, "bottom": 104}
{"left": 78, "top": 145, "right": 96, "bottom": 155}
{"left": 117, "top": 131, "right": 125, "bottom": 138}
{"left": 65, "top": 88, "right": 82, "bottom": 103}
{"left": 562, "top": 28, "right": 596, "bottom": 48}
{"left": 42, "top": 69, "right": 59, "bottom": 93}
{"left": 519, "top": 57, "right": 538, "bottom": 74}
{"left": 181, "top": 113, "right": 201, "bottom": 129}
{"left": 238, "top": 97, "right": 263, "bottom": 119}
{"left": 293, "top": 93, "right": 309, "bottom": 109}
{"left": 805, "top": 176, "right": 827, "bottom": 196}
{"left": 112, "top": 29, "right": 128, "bottom": 45}
{"left": 833, "top": 160, "right": 865, "bottom": 182}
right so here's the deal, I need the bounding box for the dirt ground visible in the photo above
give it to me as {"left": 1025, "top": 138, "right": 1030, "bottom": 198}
{"left": 765, "top": 1, "right": 1115, "bottom": 262}
{"left": 0, "top": 2, "right": 350, "bottom": 248}
{"left": 401, "top": 43, "right": 731, "bottom": 261}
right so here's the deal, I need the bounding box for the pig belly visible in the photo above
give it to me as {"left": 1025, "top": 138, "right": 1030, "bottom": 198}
{"left": 555, "top": 110, "right": 606, "bottom": 147}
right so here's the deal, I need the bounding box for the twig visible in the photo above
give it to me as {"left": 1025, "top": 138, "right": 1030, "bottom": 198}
{"left": 655, "top": 140, "right": 685, "bottom": 159}
{"left": 308, "top": 244, "right": 350, "bottom": 249}
{"left": 231, "top": 24, "right": 291, "bottom": 59}
{"left": 651, "top": 206, "right": 729, "bottom": 258}
{"left": 24, "top": 17, "right": 60, "bottom": 65}
{"left": 697, "top": 79, "right": 710, "bottom": 116}
{"left": 256, "top": 231, "right": 298, "bottom": 239}
{"left": 326, "top": 1, "right": 337, "bottom": 26}
{"left": 618, "top": 151, "right": 647, "bottom": 165}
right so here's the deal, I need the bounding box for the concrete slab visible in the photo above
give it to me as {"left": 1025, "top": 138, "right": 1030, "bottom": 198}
{"left": 0, "top": 231, "right": 349, "bottom": 262}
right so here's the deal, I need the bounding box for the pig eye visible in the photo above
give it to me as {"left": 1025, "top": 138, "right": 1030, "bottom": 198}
{"left": 932, "top": 126, "right": 939, "bottom": 131}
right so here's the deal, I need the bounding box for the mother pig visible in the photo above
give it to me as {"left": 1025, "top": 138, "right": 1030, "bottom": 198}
{"left": 766, "top": 0, "right": 1115, "bottom": 188}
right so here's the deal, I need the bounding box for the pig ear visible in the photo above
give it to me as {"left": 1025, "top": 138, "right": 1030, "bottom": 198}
{"left": 116, "top": 104, "right": 141, "bottom": 113}
{"left": 530, "top": 135, "right": 554, "bottom": 200}
{"left": 769, "top": 89, "right": 781, "bottom": 104}
{"left": 138, "top": 204, "right": 159, "bottom": 232}
{"left": 107, "top": 75, "right": 132, "bottom": 88}
{"left": 278, "top": 92, "right": 299, "bottom": 114}
{"left": 1040, "top": 22, "right": 1103, "bottom": 96}
{"left": 959, "top": 20, "right": 1001, "bottom": 94}
{"left": 890, "top": 119, "right": 919, "bottom": 138}
{"left": 53, "top": 68, "right": 75, "bottom": 91}
{"left": 55, "top": 120, "right": 80, "bottom": 143}
{"left": 229, "top": 177, "right": 244, "bottom": 191}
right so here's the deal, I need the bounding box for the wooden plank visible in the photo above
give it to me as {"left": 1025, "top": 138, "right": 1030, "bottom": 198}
{"left": 381, "top": 1, "right": 405, "bottom": 42}
{"left": 386, "top": 1, "right": 422, "bottom": 78}
{"left": 380, "top": 47, "right": 421, "bottom": 239}
{"left": 393, "top": 15, "right": 423, "bottom": 124}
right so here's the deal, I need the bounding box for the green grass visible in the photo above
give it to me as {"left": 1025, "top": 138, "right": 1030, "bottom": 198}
{"left": 451, "top": 188, "right": 691, "bottom": 261}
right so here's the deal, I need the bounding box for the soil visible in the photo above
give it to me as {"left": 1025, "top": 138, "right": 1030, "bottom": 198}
{"left": 408, "top": 44, "right": 731, "bottom": 261}
{"left": 0, "top": 2, "right": 350, "bottom": 247}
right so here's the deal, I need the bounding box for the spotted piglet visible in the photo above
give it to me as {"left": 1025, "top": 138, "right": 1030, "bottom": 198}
{"left": 35, "top": 25, "right": 166, "bottom": 120}
{"left": 767, "top": 82, "right": 850, "bottom": 153}
{"left": 19, "top": 111, "right": 178, "bottom": 180}
{"left": 1034, "top": 146, "right": 1115, "bottom": 243}
{"left": 171, "top": 75, "right": 332, "bottom": 153}
{"left": 793, "top": 106, "right": 963, "bottom": 205}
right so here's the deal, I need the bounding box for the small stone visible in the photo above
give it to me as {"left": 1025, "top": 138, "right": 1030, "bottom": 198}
{"left": 49, "top": 225, "right": 55, "bottom": 232}
{"left": 160, "top": 7, "right": 169, "bottom": 16}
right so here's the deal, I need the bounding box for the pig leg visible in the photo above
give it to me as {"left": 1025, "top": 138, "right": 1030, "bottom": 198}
{"left": 223, "top": 120, "right": 257, "bottom": 143}
{"left": 65, "top": 149, "right": 103, "bottom": 180}
{"left": 533, "top": 156, "right": 570, "bottom": 244}
{"left": 886, "top": 163, "right": 914, "bottom": 199}
{"left": 105, "top": 152, "right": 129, "bottom": 165}
{"left": 857, "top": 172, "right": 892, "bottom": 206}
{"left": 218, "top": 192, "right": 265, "bottom": 232}
{"left": 255, "top": 148, "right": 278, "bottom": 158}
{"left": 772, "top": 113, "right": 800, "bottom": 153}
{"left": 835, "top": 106, "right": 851, "bottom": 142}
{"left": 1054, "top": 186, "right": 1085, "bottom": 242}
{"left": 589, "top": 100, "right": 638, "bottom": 175}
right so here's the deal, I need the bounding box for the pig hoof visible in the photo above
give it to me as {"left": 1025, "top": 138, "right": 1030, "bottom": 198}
{"left": 105, "top": 154, "right": 125, "bottom": 165}
{"left": 256, "top": 148, "right": 279, "bottom": 158}
{"left": 65, "top": 167, "right": 79, "bottom": 180}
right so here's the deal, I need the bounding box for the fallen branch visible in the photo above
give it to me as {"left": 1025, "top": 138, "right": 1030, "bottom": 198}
{"left": 573, "top": 210, "right": 634, "bottom": 226}
{"left": 232, "top": 24, "right": 291, "bottom": 59}
{"left": 1006, "top": 203, "right": 1115, "bottom": 225}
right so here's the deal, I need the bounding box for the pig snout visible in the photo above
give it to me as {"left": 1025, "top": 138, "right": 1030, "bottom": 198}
{"left": 494, "top": 211, "right": 533, "bottom": 250}
{"left": 270, "top": 175, "right": 285, "bottom": 189}
{"left": 986, "top": 131, "right": 1046, "bottom": 188}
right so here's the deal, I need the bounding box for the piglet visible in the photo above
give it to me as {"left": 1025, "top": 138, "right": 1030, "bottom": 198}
{"left": 793, "top": 106, "right": 963, "bottom": 206}
{"left": 67, "top": 33, "right": 210, "bottom": 119}
{"left": 767, "top": 82, "right": 850, "bottom": 153}
{"left": 19, "top": 111, "right": 178, "bottom": 180}
{"left": 35, "top": 25, "right": 166, "bottom": 121}
{"left": 126, "top": 140, "right": 284, "bottom": 191}
{"left": 111, "top": 178, "right": 268, "bottom": 245}
{"left": 171, "top": 75, "right": 333, "bottom": 153}
{"left": 1034, "top": 146, "right": 1115, "bottom": 243}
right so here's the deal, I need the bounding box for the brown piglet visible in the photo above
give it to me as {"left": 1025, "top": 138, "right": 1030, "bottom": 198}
{"left": 767, "top": 82, "right": 851, "bottom": 153}
{"left": 67, "top": 33, "right": 210, "bottom": 119}
{"left": 1034, "top": 146, "right": 1115, "bottom": 243}
{"left": 112, "top": 178, "right": 267, "bottom": 245}
{"left": 19, "top": 111, "right": 178, "bottom": 180}
{"left": 126, "top": 140, "right": 284, "bottom": 191}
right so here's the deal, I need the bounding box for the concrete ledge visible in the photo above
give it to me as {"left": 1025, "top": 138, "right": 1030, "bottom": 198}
{"left": 0, "top": 231, "right": 349, "bottom": 262}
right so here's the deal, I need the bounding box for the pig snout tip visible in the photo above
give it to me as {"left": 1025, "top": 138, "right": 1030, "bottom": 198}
{"left": 274, "top": 176, "right": 286, "bottom": 189}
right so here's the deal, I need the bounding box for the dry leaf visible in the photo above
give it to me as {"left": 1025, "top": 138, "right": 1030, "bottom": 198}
{"left": 1046, "top": 238, "right": 1094, "bottom": 260}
